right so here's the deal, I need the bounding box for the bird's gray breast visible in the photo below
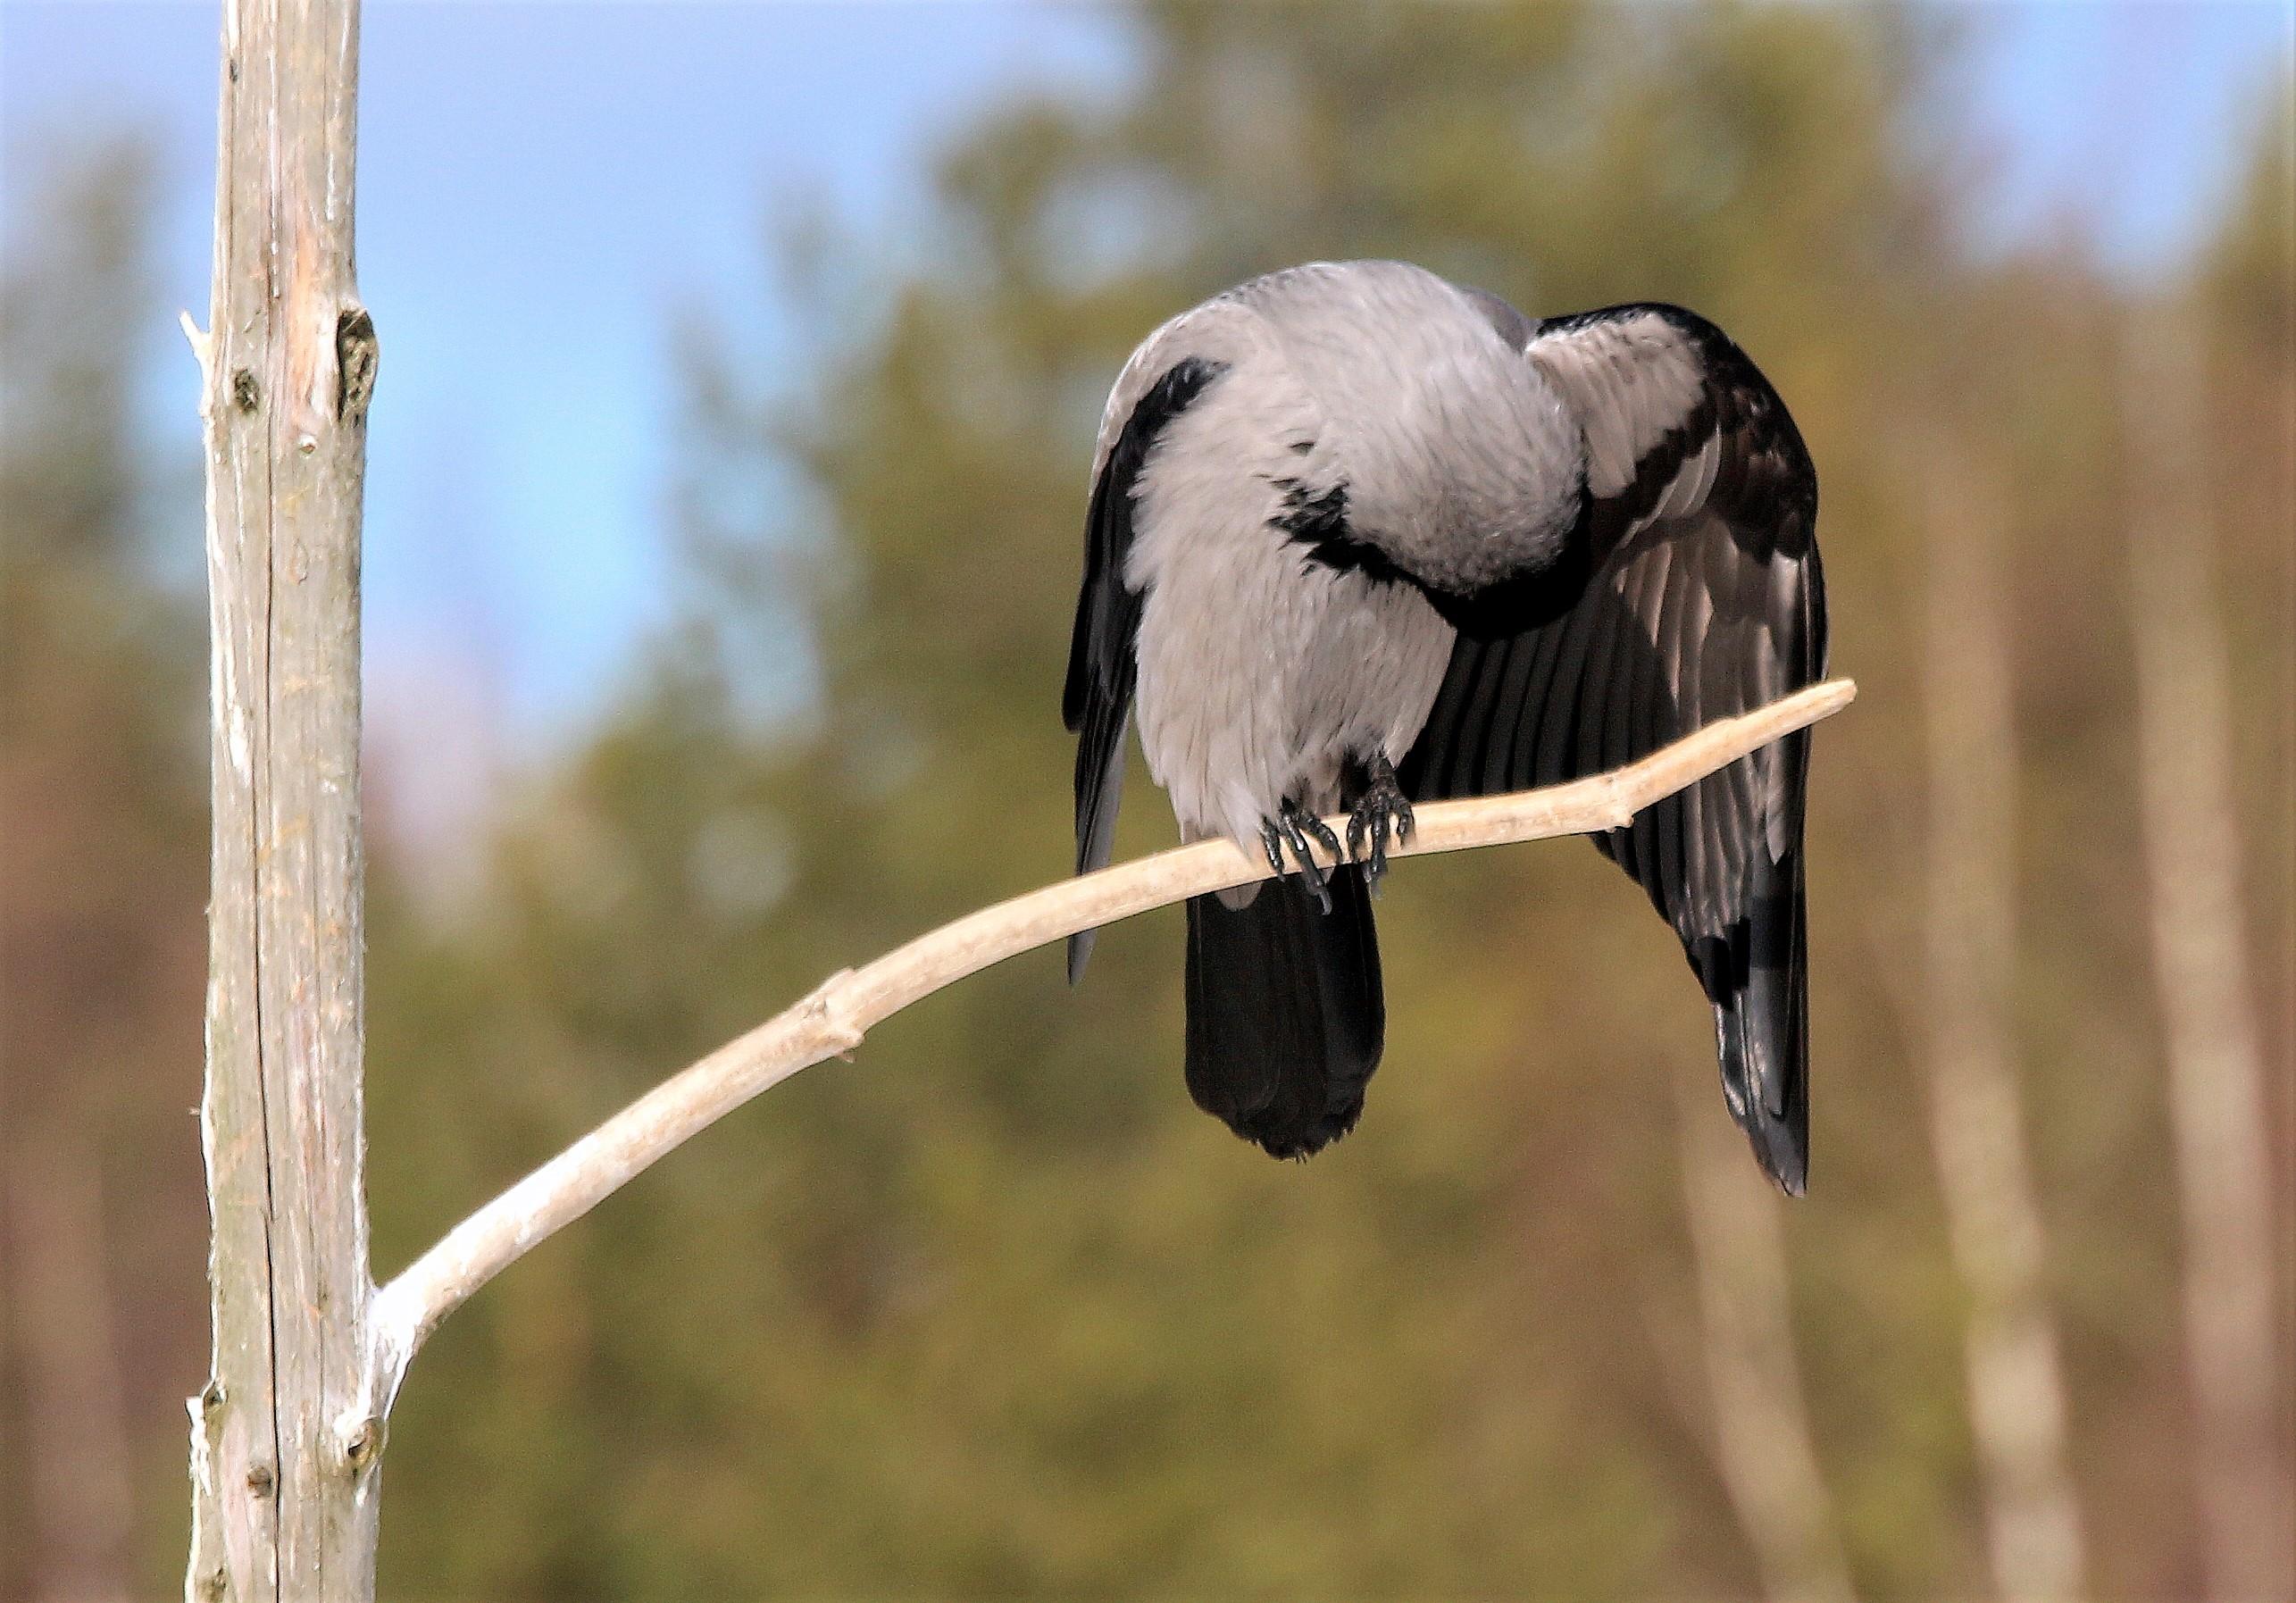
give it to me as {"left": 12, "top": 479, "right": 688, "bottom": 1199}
{"left": 1123, "top": 346, "right": 1455, "bottom": 854}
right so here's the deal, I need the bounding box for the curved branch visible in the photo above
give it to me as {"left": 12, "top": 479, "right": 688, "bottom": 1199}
{"left": 357, "top": 678, "right": 1857, "bottom": 1424}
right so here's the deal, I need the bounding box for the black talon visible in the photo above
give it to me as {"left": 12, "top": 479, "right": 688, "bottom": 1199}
{"left": 1284, "top": 809, "right": 1337, "bottom": 914}
{"left": 1290, "top": 803, "right": 1343, "bottom": 871}
{"left": 1345, "top": 756, "right": 1415, "bottom": 891}
{"left": 1267, "top": 799, "right": 1337, "bottom": 913}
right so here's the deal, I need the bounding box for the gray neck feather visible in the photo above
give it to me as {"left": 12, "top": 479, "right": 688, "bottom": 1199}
{"left": 1249, "top": 262, "right": 1582, "bottom": 597}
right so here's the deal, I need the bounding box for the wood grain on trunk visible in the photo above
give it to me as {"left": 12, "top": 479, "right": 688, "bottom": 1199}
{"left": 188, "top": 3, "right": 379, "bottom": 1599}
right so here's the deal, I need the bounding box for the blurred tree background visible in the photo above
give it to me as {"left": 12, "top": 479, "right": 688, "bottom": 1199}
{"left": 2, "top": 4, "right": 2288, "bottom": 1599}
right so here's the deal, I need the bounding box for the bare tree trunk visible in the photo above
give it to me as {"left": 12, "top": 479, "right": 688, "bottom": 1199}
{"left": 2123, "top": 311, "right": 2293, "bottom": 1603}
{"left": 1920, "top": 454, "right": 2089, "bottom": 1603}
{"left": 1674, "top": 1078, "right": 1856, "bottom": 1603}
{"left": 7, "top": 1127, "right": 135, "bottom": 1603}
{"left": 183, "top": 3, "right": 380, "bottom": 1599}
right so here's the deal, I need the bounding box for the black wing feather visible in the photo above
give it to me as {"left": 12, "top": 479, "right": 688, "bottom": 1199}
{"left": 1063, "top": 355, "right": 1226, "bottom": 981}
{"left": 1400, "top": 303, "right": 1825, "bottom": 1192}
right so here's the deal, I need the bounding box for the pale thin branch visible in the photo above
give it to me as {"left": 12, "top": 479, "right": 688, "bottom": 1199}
{"left": 356, "top": 677, "right": 1857, "bottom": 1422}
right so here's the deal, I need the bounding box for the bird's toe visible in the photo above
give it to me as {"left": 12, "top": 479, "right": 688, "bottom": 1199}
{"left": 1346, "top": 759, "right": 1415, "bottom": 889}
{"left": 1271, "top": 802, "right": 1338, "bottom": 912}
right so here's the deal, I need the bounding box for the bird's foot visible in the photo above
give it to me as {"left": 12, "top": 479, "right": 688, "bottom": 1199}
{"left": 1261, "top": 800, "right": 1341, "bottom": 913}
{"left": 1345, "top": 756, "right": 1415, "bottom": 892}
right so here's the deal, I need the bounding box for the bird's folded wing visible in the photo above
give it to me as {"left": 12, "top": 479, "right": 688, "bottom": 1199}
{"left": 1398, "top": 303, "right": 1825, "bottom": 1187}
{"left": 1063, "top": 302, "right": 1241, "bottom": 980}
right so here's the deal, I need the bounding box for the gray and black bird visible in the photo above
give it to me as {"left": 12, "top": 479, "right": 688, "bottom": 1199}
{"left": 1063, "top": 260, "right": 1826, "bottom": 1190}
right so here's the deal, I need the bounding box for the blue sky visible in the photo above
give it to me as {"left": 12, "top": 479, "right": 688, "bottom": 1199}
{"left": 4, "top": 1, "right": 2289, "bottom": 763}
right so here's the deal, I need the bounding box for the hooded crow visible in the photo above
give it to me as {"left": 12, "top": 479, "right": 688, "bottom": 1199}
{"left": 1063, "top": 260, "right": 1827, "bottom": 1191}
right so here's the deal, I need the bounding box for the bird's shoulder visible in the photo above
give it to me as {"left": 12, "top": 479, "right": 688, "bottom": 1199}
{"left": 1089, "top": 291, "right": 1282, "bottom": 486}
{"left": 1524, "top": 301, "right": 1817, "bottom": 559}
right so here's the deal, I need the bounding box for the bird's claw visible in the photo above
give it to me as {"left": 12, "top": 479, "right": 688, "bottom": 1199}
{"left": 1261, "top": 821, "right": 1287, "bottom": 881}
{"left": 1345, "top": 758, "right": 1415, "bottom": 892}
{"left": 1263, "top": 801, "right": 1340, "bottom": 913}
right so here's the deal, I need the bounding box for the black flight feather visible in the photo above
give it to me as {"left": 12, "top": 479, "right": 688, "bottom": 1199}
{"left": 1399, "top": 302, "right": 1824, "bottom": 1193}
{"left": 1064, "top": 355, "right": 1226, "bottom": 982}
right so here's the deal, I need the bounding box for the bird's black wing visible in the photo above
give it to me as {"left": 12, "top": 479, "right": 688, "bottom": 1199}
{"left": 1063, "top": 354, "right": 1227, "bottom": 981}
{"left": 1400, "top": 302, "right": 1826, "bottom": 1191}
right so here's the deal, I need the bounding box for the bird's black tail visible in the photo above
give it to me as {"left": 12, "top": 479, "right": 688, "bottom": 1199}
{"left": 1701, "top": 844, "right": 1809, "bottom": 1195}
{"left": 1183, "top": 867, "right": 1384, "bottom": 1159}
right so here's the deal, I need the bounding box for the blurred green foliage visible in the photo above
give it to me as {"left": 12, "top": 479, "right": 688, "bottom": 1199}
{"left": 2, "top": 6, "right": 2288, "bottom": 1600}
{"left": 1, "top": 141, "right": 212, "bottom": 1596}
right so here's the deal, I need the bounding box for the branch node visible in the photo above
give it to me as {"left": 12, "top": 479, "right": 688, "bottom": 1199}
{"left": 335, "top": 305, "right": 379, "bottom": 423}
{"left": 1599, "top": 775, "right": 1637, "bottom": 831}
{"left": 801, "top": 970, "right": 866, "bottom": 1057}
{"left": 337, "top": 1412, "right": 385, "bottom": 1474}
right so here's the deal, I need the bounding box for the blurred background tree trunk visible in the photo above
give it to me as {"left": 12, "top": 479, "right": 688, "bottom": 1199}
{"left": 0, "top": 140, "right": 209, "bottom": 1603}
{"left": 2123, "top": 308, "right": 2293, "bottom": 1603}
{"left": 1920, "top": 450, "right": 2088, "bottom": 1603}
{"left": 4, "top": 1131, "right": 134, "bottom": 1603}
{"left": 1674, "top": 1082, "right": 1856, "bottom": 1603}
